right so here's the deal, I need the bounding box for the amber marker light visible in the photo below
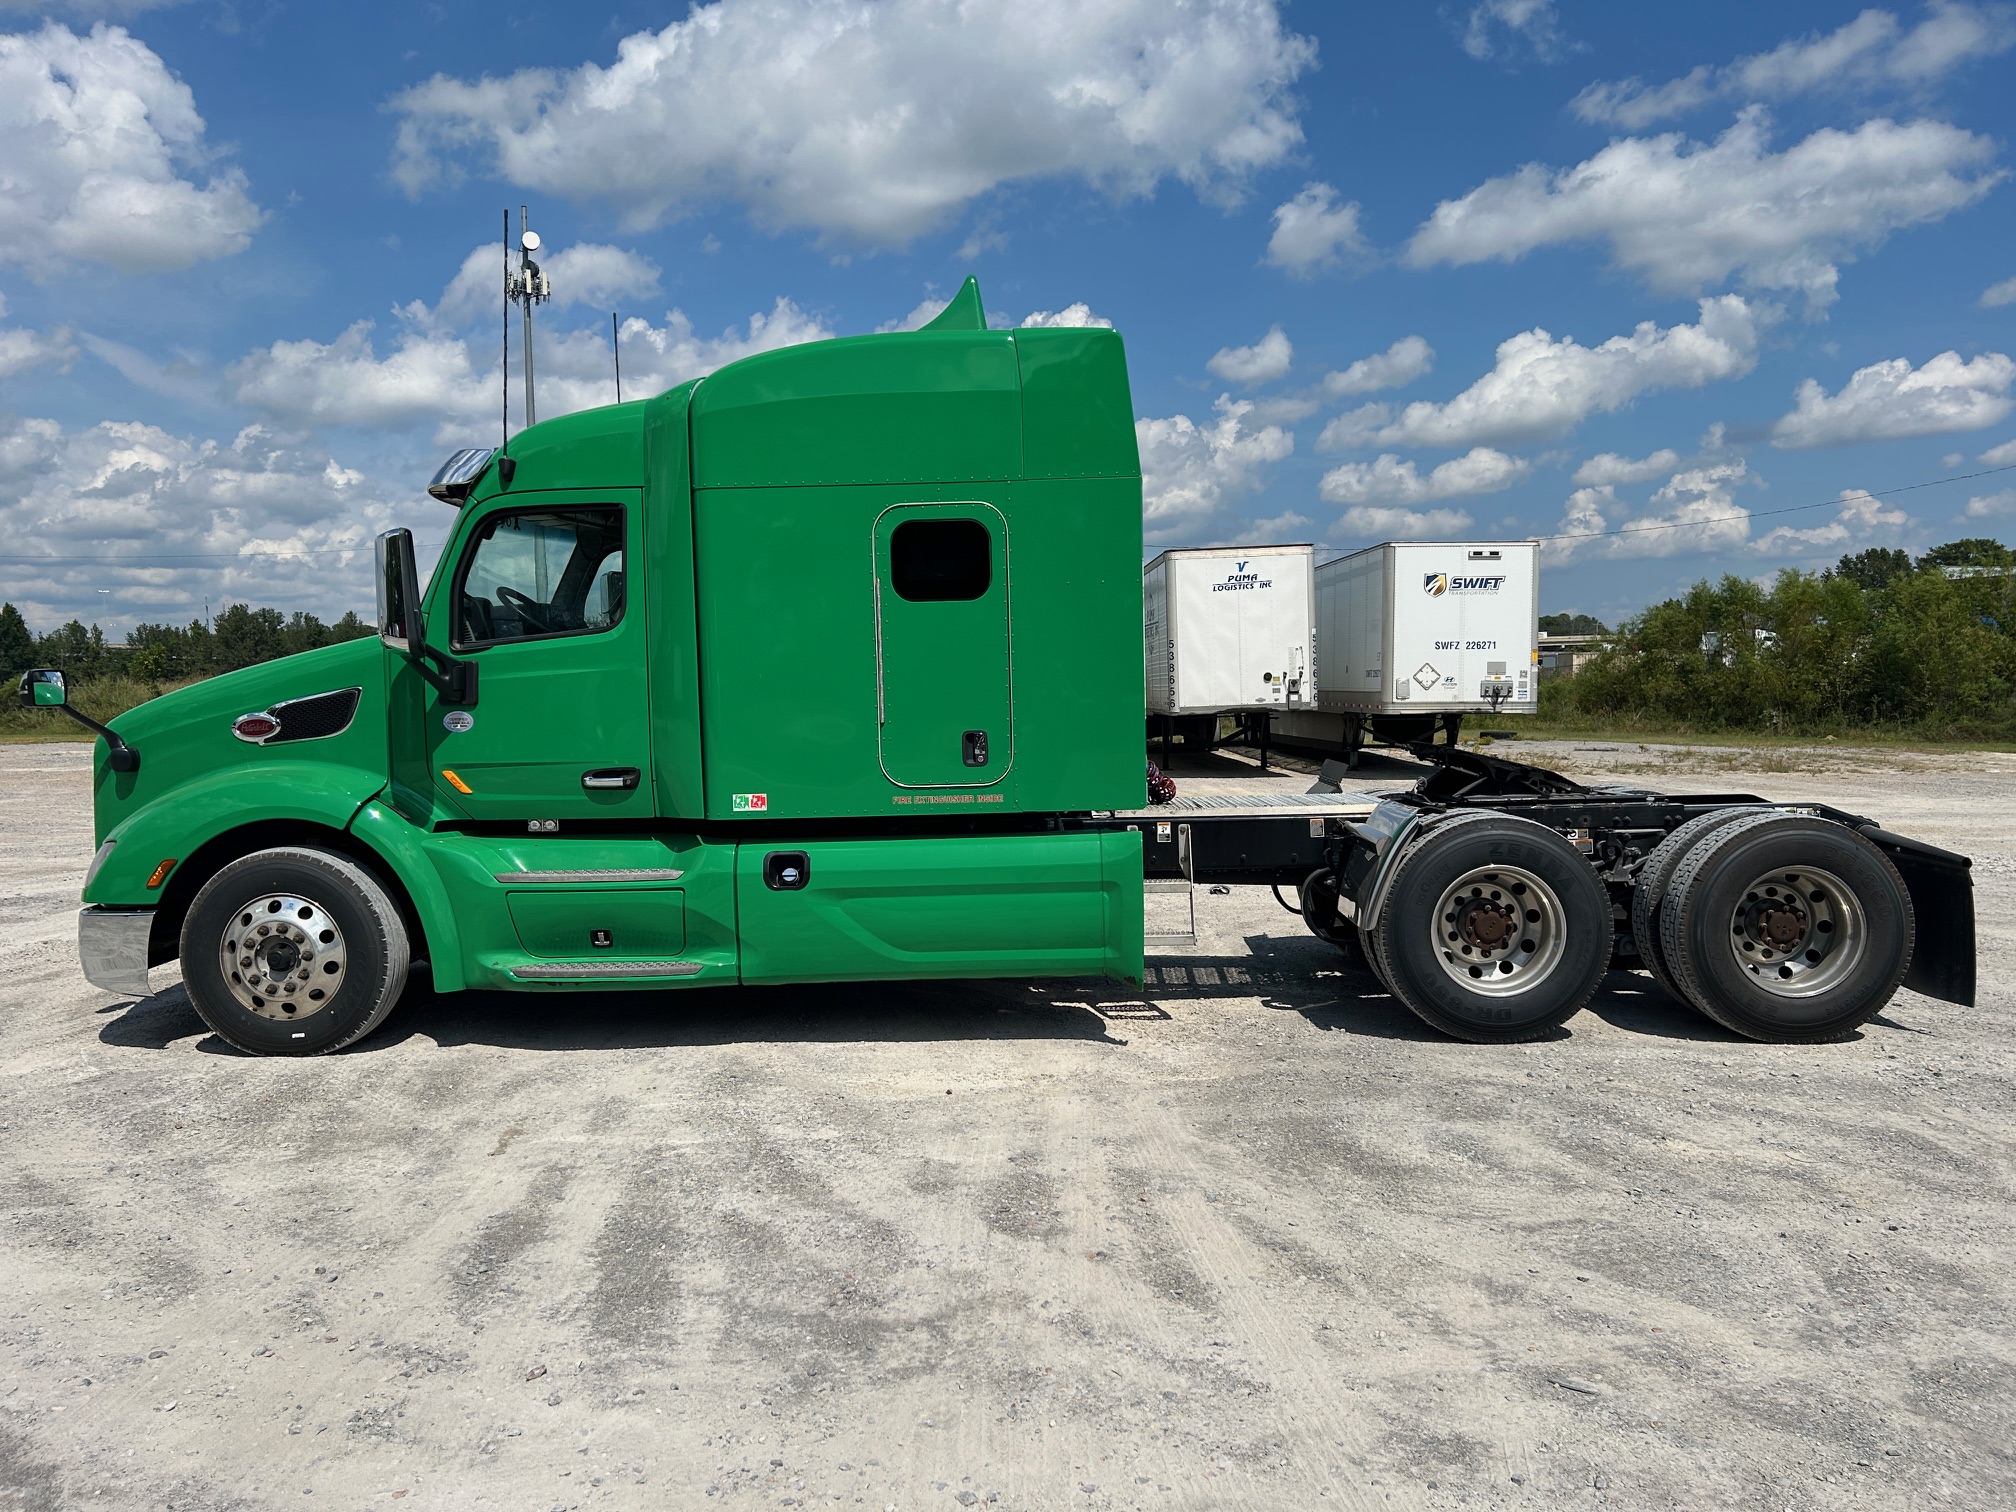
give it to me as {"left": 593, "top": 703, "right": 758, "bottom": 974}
{"left": 145, "top": 859, "right": 177, "bottom": 889}
{"left": 441, "top": 770, "right": 474, "bottom": 794}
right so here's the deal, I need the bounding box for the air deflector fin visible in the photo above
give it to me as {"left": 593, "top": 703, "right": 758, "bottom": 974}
{"left": 921, "top": 277, "right": 987, "bottom": 332}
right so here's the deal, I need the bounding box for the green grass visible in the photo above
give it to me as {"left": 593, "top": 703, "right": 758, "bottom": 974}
{"left": 0, "top": 676, "right": 200, "bottom": 742}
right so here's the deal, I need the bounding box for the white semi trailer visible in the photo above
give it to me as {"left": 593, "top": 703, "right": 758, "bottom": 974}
{"left": 1144, "top": 544, "right": 1316, "bottom": 764}
{"left": 1273, "top": 540, "right": 1540, "bottom": 766}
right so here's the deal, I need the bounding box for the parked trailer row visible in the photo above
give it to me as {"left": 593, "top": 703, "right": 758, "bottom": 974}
{"left": 1146, "top": 540, "right": 1541, "bottom": 767}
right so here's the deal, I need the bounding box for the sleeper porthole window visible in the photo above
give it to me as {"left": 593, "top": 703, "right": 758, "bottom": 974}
{"left": 890, "top": 517, "right": 991, "bottom": 602}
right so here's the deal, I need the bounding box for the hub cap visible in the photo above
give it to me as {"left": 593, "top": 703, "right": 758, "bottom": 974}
{"left": 1429, "top": 865, "right": 1567, "bottom": 998}
{"left": 218, "top": 894, "right": 346, "bottom": 1019}
{"left": 1727, "top": 865, "right": 1864, "bottom": 998}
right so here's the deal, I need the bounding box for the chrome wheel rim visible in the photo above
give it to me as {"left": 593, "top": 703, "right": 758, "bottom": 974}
{"left": 219, "top": 894, "right": 346, "bottom": 1019}
{"left": 1727, "top": 864, "right": 1865, "bottom": 998}
{"left": 1429, "top": 865, "right": 1567, "bottom": 997}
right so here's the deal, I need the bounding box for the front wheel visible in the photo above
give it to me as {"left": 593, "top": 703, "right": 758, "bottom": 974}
{"left": 179, "top": 847, "right": 411, "bottom": 1056}
{"left": 1368, "top": 814, "right": 1611, "bottom": 1042}
{"left": 1660, "top": 814, "right": 1912, "bottom": 1042}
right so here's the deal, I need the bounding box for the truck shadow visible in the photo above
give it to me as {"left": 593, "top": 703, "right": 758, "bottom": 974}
{"left": 93, "top": 956, "right": 1814, "bottom": 1055}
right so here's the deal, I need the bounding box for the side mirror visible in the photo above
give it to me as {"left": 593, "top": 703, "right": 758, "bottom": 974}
{"left": 19, "top": 668, "right": 66, "bottom": 708}
{"left": 17, "top": 668, "right": 140, "bottom": 772}
{"left": 375, "top": 526, "right": 478, "bottom": 705}
{"left": 376, "top": 528, "right": 425, "bottom": 654}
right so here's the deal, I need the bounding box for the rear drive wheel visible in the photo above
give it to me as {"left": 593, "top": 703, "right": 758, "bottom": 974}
{"left": 1370, "top": 815, "right": 1610, "bottom": 1042}
{"left": 1630, "top": 808, "right": 1767, "bottom": 1001}
{"left": 1659, "top": 813, "right": 1912, "bottom": 1042}
{"left": 179, "top": 847, "right": 410, "bottom": 1056}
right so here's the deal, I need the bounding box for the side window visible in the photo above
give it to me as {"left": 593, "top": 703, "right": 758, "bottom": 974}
{"left": 890, "top": 517, "right": 991, "bottom": 602}
{"left": 453, "top": 506, "right": 626, "bottom": 649}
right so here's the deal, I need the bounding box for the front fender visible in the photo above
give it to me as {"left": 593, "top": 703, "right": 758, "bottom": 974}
{"left": 85, "top": 762, "right": 389, "bottom": 904}
{"left": 346, "top": 800, "right": 467, "bottom": 993}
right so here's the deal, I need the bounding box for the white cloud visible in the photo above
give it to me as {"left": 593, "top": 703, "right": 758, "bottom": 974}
{"left": 1460, "top": 0, "right": 1568, "bottom": 62}
{"left": 1250, "top": 509, "right": 1314, "bottom": 539}
{"left": 225, "top": 290, "right": 833, "bottom": 440}
{"left": 1573, "top": 4, "right": 2016, "bottom": 129}
{"left": 1754, "top": 487, "right": 1911, "bottom": 551}
{"left": 226, "top": 323, "right": 493, "bottom": 434}
{"left": 1406, "top": 109, "right": 2002, "bottom": 314}
{"left": 390, "top": 0, "right": 1316, "bottom": 248}
{"left": 1965, "top": 488, "right": 2016, "bottom": 517}
{"left": 0, "top": 23, "right": 263, "bottom": 276}
{"left": 1264, "top": 183, "right": 1365, "bottom": 275}
{"left": 1136, "top": 396, "right": 1293, "bottom": 541}
{"left": 1771, "top": 350, "right": 2016, "bottom": 448}
{"left": 1337, "top": 504, "right": 1476, "bottom": 539}
{"left": 1019, "top": 303, "right": 1113, "bottom": 330}
{"left": 1981, "top": 437, "right": 2016, "bottom": 465}
{"left": 1983, "top": 275, "right": 2016, "bottom": 308}
{"left": 1572, "top": 448, "right": 1680, "bottom": 486}
{"left": 877, "top": 297, "right": 949, "bottom": 334}
{"left": 1319, "top": 296, "right": 1761, "bottom": 451}
{"left": 1318, "top": 447, "right": 1531, "bottom": 506}
{"left": 78, "top": 331, "right": 209, "bottom": 402}
{"left": 1546, "top": 461, "right": 1755, "bottom": 561}
{"left": 0, "top": 414, "right": 404, "bottom": 630}
{"left": 1207, "top": 325, "right": 1292, "bottom": 385}
{"left": 1324, "top": 335, "right": 1434, "bottom": 397}
{"left": 0, "top": 322, "right": 77, "bottom": 380}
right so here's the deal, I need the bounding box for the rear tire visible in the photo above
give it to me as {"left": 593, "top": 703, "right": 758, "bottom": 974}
{"left": 179, "top": 847, "right": 410, "bottom": 1056}
{"left": 1370, "top": 815, "right": 1610, "bottom": 1043}
{"left": 1660, "top": 813, "right": 1912, "bottom": 1043}
{"left": 1630, "top": 808, "right": 1766, "bottom": 1002}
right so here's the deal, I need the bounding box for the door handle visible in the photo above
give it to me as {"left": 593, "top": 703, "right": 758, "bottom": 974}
{"left": 581, "top": 767, "right": 640, "bottom": 790}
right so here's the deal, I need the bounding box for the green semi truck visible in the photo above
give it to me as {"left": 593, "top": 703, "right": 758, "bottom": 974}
{"left": 22, "top": 279, "right": 1976, "bottom": 1053}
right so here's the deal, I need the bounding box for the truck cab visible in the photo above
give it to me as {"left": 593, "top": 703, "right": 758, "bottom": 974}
{"left": 56, "top": 280, "right": 1150, "bottom": 1056}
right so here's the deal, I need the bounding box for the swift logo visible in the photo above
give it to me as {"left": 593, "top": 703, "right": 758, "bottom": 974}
{"left": 1426, "top": 572, "right": 1505, "bottom": 595}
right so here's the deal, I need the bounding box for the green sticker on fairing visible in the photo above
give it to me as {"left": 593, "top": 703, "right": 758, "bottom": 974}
{"left": 731, "top": 793, "right": 769, "bottom": 812}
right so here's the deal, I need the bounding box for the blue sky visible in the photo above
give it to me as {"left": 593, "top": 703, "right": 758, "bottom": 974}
{"left": 1, "top": 0, "right": 2013, "bottom": 634}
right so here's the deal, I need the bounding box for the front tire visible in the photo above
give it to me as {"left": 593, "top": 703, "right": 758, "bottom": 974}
{"left": 1370, "top": 815, "right": 1610, "bottom": 1043}
{"left": 179, "top": 847, "right": 410, "bottom": 1056}
{"left": 1660, "top": 813, "right": 1912, "bottom": 1043}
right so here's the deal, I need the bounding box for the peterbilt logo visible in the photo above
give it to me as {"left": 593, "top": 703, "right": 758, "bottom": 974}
{"left": 1425, "top": 572, "right": 1505, "bottom": 595}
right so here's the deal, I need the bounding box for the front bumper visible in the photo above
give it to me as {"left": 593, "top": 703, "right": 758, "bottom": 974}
{"left": 79, "top": 907, "right": 154, "bottom": 996}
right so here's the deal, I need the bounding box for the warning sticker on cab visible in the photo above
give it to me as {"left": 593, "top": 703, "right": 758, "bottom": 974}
{"left": 732, "top": 793, "right": 768, "bottom": 812}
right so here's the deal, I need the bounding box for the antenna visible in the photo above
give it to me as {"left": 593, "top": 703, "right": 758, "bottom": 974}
{"left": 612, "top": 311, "right": 622, "bottom": 404}
{"left": 501, "top": 210, "right": 510, "bottom": 446}
{"left": 506, "top": 205, "right": 552, "bottom": 426}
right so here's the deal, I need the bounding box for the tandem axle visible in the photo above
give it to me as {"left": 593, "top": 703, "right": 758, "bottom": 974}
{"left": 1116, "top": 745, "right": 1973, "bottom": 1045}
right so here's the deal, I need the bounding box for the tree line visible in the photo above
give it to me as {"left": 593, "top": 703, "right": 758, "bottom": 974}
{"left": 1546, "top": 538, "right": 2016, "bottom": 740}
{"left": 0, "top": 602, "right": 373, "bottom": 687}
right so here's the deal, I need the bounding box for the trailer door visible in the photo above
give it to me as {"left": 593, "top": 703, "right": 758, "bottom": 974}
{"left": 873, "top": 502, "right": 1012, "bottom": 788}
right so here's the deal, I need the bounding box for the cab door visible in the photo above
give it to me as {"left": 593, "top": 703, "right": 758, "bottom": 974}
{"left": 873, "top": 502, "right": 1012, "bottom": 788}
{"left": 422, "top": 490, "right": 653, "bottom": 819}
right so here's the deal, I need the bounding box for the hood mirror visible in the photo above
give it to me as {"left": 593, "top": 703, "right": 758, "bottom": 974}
{"left": 427, "top": 447, "right": 496, "bottom": 505}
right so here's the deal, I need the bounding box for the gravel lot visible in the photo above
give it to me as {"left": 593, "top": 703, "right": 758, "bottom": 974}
{"left": 2, "top": 739, "right": 2012, "bottom": 1511}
